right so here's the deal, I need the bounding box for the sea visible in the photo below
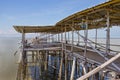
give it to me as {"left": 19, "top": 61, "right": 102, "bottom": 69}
{"left": 0, "top": 37, "right": 120, "bottom": 80}
{"left": 0, "top": 37, "right": 20, "bottom": 80}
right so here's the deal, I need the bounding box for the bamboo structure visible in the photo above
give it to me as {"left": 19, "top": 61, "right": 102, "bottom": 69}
{"left": 14, "top": 0, "right": 120, "bottom": 80}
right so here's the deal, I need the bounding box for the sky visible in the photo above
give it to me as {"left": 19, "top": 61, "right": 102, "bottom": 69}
{"left": 0, "top": 0, "right": 120, "bottom": 38}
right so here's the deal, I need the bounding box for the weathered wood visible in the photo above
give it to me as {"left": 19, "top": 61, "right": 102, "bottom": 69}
{"left": 77, "top": 53, "right": 120, "bottom": 80}
{"left": 65, "top": 26, "right": 67, "bottom": 80}
{"left": 72, "top": 27, "right": 120, "bottom": 71}
{"left": 78, "top": 31, "right": 80, "bottom": 45}
{"left": 58, "top": 27, "right": 64, "bottom": 80}
{"left": 71, "top": 25, "right": 74, "bottom": 52}
{"left": 58, "top": 58, "right": 63, "bottom": 80}
{"left": 22, "top": 31, "right": 27, "bottom": 80}
{"left": 45, "top": 51, "right": 48, "bottom": 71}
{"left": 106, "top": 11, "right": 110, "bottom": 55}
{"left": 84, "top": 17, "right": 88, "bottom": 58}
{"left": 95, "top": 29, "right": 97, "bottom": 48}
{"left": 70, "top": 57, "right": 76, "bottom": 80}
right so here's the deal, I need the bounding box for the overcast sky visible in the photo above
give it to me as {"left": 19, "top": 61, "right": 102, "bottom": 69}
{"left": 0, "top": 0, "right": 119, "bottom": 38}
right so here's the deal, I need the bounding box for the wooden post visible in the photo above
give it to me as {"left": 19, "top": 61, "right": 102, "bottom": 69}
{"left": 32, "top": 51, "right": 34, "bottom": 62}
{"left": 106, "top": 11, "right": 110, "bottom": 55}
{"left": 70, "top": 57, "right": 76, "bottom": 80}
{"left": 78, "top": 31, "right": 80, "bottom": 45}
{"left": 76, "top": 53, "right": 120, "bottom": 80}
{"left": 58, "top": 26, "right": 64, "bottom": 80}
{"left": 58, "top": 57, "right": 63, "bottom": 80}
{"left": 83, "top": 65, "right": 87, "bottom": 75}
{"left": 84, "top": 18, "right": 88, "bottom": 57}
{"left": 21, "top": 29, "right": 26, "bottom": 80}
{"left": 45, "top": 51, "right": 48, "bottom": 71}
{"left": 75, "top": 60, "right": 78, "bottom": 79}
{"left": 78, "top": 63, "right": 80, "bottom": 77}
{"left": 64, "top": 26, "right": 67, "bottom": 80}
{"left": 68, "top": 31, "right": 70, "bottom": 43}
{"left": 71, "top": 24, "right": 74, "bottom": 53}
{"left": 95, "top": 29, "right": 97, "bottom": 48}
{"left": 52, "top": 33, "right": 54, "bottom": 42}
{"left": 49, "top": 33, "right": 51, "bottom": 42}
{"left": 81, "top": 63, "right": 87, "bottom": 75}
{"left": 58, "top": 32, "right": 60, "bottom": 42}
{"left": 34, "top": 51, "right": 38, "bottom": 80}
{"left": 38, "top": 51, "right": 42, "bottom": 76}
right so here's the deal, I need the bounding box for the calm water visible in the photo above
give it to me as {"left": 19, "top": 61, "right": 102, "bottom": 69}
{"left": 0, "top": 37, "right": 20, "bottom": 80}
{"left": 0, "top": 37, "right": 119, "bottom": 80}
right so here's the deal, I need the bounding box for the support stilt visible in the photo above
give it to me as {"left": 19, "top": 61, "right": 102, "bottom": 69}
{"left": 70, "top": 57, "right": 76, "bottom": 80}
{"left": 106, "top": 11, "right": 110, "bottom": 55}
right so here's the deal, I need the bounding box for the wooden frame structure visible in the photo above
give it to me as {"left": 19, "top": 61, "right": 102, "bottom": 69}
{"left": 14, "top": 0, "right": 120, "bottom": 80}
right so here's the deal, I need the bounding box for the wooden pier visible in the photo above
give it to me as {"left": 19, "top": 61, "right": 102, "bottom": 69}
{"left": 14, "top": 0, "right": 120, "bottom": 80}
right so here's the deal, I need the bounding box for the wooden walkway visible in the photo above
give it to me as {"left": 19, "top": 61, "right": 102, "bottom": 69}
{"left": 13, "top": 0, "right": 120, "bottom": 80}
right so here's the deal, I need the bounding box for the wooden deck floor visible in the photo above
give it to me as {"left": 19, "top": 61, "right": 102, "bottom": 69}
{"left": 24, "top": 42, "right": 120, "bottom": 73}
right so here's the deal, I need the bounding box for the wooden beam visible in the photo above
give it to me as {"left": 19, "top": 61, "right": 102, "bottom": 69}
{"left": 77, "top": 53, "right": 120, "bottom": 80}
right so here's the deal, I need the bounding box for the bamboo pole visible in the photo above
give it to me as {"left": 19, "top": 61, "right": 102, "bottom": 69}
{"left": 84, "top": 17, "right": 88, "bottom": 58}
{"left": 75, "top": 59, "right": 78, "bottom": 79}
{"left": 64, "top": 26, "right": 67, "bottom": 80}
{"left": 71, "top": 25, "right": 74, "bottom": 52}
{"left": 81, "top": 63, "right": 87, "bottom": 75}
{"left": 58, "top": 27, "right": 64, "bottom": 80}
{"left": 78, "top": 31, "right": 80, "bottom": 45}
{"left": 68, "top": 31, "right": 70, "bottom": 43}
{"left": 21, "top": 29, "right": 26, "bottom": 80}
{"left": 45, "top": 51, "right": 48, "bottom": 71}
{"left": 106, "top": 11, "right": 110, "bottom": 55}
{"left": 70, "top": 57, "right": 76, "bottom": 80}
{"left": 32, "top": 51, "right": 34, "bottom": 62}
{"left": 58, "top": 33, "right": 60, "bottom": 42}
{"left": 77, "top": 53, "right": 120, "bottom": 80}
{"left": 95, "top": 29, "right": 97, "bottom": 48}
